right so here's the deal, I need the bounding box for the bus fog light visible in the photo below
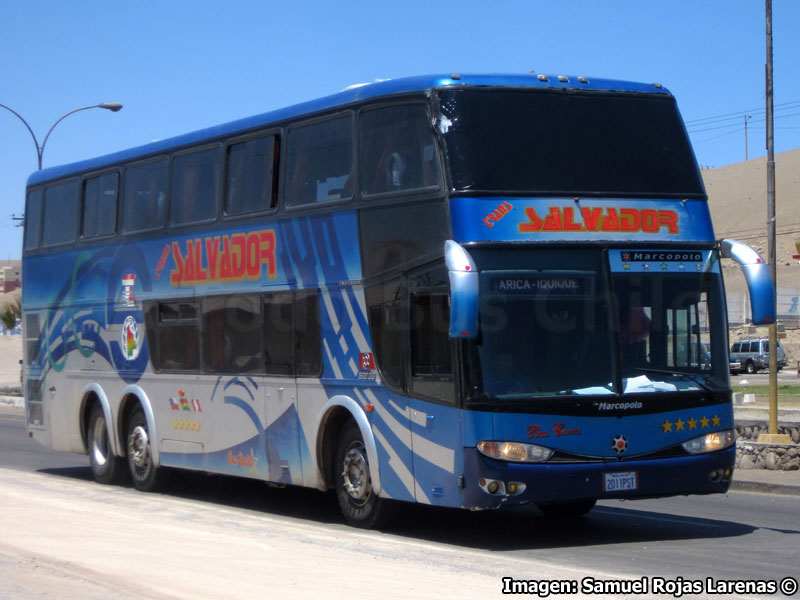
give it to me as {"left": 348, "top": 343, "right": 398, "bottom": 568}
{"left": 681, "top": 430, "right": 735, "bottom": 454}
{"left": 478, "top": 478, "right": 505, "bottom": 495}
{"left": 477, "top": 441, "right": 554, "bottom": 463}
{"left": 709, "top": 470, "right": 721, "bottom": 482}
{"left": 723, "top": 468, "right": 732, "bottom": 481}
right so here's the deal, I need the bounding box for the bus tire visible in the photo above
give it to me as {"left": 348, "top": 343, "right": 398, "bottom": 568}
{"left": 537, "top": 499, "right": 597, "bottom": 518}
{"left": 335, "top": 421, "right": 392, "bottom": 529}
{"left": 125, "top": 405, "right": 168, "bottom": 492}
{"left": 87, "top": 403, "right": 128, "bottom": 485}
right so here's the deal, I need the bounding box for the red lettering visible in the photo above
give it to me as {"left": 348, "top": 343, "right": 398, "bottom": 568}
{"left": 194, "top": 239, "right": 207, "bottom": 281}
{"left": 526, "top": 424, "right": 549, "bottom": 439}
{"left": 581, "top": 207, "right": 603, "bottom": 231}
{"left": 231, "top": 234, "right": 246, "bottom": 278}
{"left": 542, "top": 207, "right": 563, "bottom": 231}
{"left": 562, "top": 207, "right": 582, "bottom": 231}
{"left": 658, "top": 210, "right": 679, "bottom": 234}
{"left": 170, "top": 242, "right": 185, "bottom": 285}
{"left": 260, "top": 230, "right": 277, "bottom": 279}
{"left": 601, "top": 208, "right": 620, "bottom": 231}
{"left": 205, "top": 237, "right": 220, "bottom": 279}
{"left": 519, "top": 207, "right": 543, "bottom": 232}
{"left": 640, "top": 209, "right": 659, "bottom": 232}
{"left": 620, "top": 208, "right": 640, "bottom": 232}
{"left": 552, "top": 423, "right": 581, "bottom": 437}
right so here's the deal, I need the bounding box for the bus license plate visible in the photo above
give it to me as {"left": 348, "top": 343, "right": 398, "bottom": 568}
{"left": 603, "top": 471, "right": 638, "bottom": 492}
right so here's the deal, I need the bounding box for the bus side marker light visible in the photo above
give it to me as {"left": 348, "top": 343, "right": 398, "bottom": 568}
{"left": 365, "top": 403, "right": 374, "bottom": 412}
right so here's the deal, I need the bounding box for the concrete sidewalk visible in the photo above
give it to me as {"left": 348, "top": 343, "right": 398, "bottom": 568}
{"left": 730, "top": 467, "right": 800, "bottom": 496}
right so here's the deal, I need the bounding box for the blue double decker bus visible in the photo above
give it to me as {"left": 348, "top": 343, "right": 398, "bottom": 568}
{"left": 22, "top": 74, "right": 775, "bottom": 527}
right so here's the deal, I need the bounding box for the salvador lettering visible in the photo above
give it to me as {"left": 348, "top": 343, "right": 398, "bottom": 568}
{"left": 167, "top": 229, "right": 277, "bottom": 286}
{"left": 518, "top": 206, "right": 679, "bottom": 235}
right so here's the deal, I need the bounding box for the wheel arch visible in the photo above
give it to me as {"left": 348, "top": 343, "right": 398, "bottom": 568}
{"left": 316, "top": 395, "right": 381, "bottom": 495}
{"left": 79, "top": 384, "right": 115, "bottom": 456}
{"left": 117, "top": 385, "right": 161, "bottom": 467}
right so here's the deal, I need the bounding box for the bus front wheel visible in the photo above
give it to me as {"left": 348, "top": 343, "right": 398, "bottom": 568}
{"left": 87, "top": 404, "right": 128, "bottom": 485}
{"left": 125, "top": 405, "right": 168, "bottom": 492}
{"left": 335, "top": 421, "right": 392, "bottom": 528}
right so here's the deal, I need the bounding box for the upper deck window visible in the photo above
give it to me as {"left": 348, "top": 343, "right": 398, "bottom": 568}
{"left": 437, "top": 88, "right": 705, "bottom": 198}
{"left": 171, "top": 147, "right": 221, "bottom": 225}
{"left": 226, "top": 135, "right": 279, "bottom": 216}
{"left": 82, "top": 172, "right": 118, "bottom": 238}
{"left": 359, "top": 104, "right": 440, "bottom": 196}
{"left": 42, "top": 180, "right": 79, "bottom": 247}
{"left": 23, "top": 188, "right": 43, "bottom": 252}
{"left": 123, "top": 158, "right": 168, "bottom": 233}
{"left": 285, "top": 114, "right": 353, "bottom": 207}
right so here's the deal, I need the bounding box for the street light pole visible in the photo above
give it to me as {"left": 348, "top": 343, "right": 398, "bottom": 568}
{"left": 744, "top": 114, "right": 752, "bottom": 161}
{"left": 0, "top": 102, "right": 122, "bottom": 169}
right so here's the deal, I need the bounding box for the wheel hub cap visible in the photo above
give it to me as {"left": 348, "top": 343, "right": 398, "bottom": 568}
{"left": 342, "top": 444, "right": 371, "bottom": 501}
{"left": 129, "top": 425, "right": 150, "bottom": 469}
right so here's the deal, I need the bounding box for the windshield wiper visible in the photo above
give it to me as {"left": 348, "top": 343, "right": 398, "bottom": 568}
{"left": 633, "top": 367, "right": 714, "bottom": 393}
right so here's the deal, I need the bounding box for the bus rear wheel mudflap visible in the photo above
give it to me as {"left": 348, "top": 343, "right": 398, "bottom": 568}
{"left": 335, "top": 421, "right": 393, "bottom": 529}
{"left": 125, "top": 405, "right": 168, "bottom": 492}
{"left": 87, "top": 403, "right": 128, "bottom": 485}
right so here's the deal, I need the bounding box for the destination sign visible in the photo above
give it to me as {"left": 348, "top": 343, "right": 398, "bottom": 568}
{"left": 489, "top": 275, "right": 592, "bottom": 295}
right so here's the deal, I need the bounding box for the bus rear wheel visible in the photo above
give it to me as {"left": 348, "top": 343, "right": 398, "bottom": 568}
{"left": 125, "top": 405, "right": 168, "bottom": 492}
{"left": 335, "top": 421, "right": 392, "bottom": 529}
{"left": 537, "top": 499, "right": 597, "bottom": 518}
{"left": 87, "top": 404, "right": 127, "bottom": 485}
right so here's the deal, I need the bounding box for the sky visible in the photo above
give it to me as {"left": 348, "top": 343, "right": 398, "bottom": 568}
{"left": 1, "top": 0, "right": 799, "bottom": 260}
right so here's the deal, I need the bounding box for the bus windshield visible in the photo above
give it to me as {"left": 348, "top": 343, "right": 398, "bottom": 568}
{"left": 464, "top": 248, "right": 728, "bottom": 400}
{"left": 437, "top": 88, "right": 705, "bottom": 198}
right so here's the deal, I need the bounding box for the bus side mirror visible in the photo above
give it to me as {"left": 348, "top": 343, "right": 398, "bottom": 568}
{"left": 720, "top": 239, "right": 776, "bottom": 325}
{"left": 445, "top": 240, "right": 479, "bottom": 338}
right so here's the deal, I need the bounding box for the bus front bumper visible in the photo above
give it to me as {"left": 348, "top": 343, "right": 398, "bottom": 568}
{"left": 461, "top": 446, "right": 736, "bottom": 509}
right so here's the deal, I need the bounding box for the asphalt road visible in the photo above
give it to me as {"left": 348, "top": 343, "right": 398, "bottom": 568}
{"left": 1, "top": 405, "right": 799, "bottom": 599}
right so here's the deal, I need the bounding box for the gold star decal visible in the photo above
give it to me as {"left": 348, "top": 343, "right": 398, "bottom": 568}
{"left": 700, "top": 416, "right": 710, "bottom": 428}
{"left": 687, "top": 417, "right": 698, "bottom": 430}
{"left": 662, "top": 420, "right": 673, "bottom": 433}
{"left": 675, "top": 418, "right": 685, "bottom": 431}
{"left": 712, "top": 415, "right": 720, "bottom": 426}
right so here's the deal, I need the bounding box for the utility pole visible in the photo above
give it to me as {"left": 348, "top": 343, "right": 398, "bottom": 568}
{"left": 744, "top": 114, "right": 752, "bottom": 161}
{"left": 760, "top": 0, "right": 789, "bottom": 443}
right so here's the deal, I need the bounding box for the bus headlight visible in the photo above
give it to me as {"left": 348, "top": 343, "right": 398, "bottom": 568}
{"left": 477, "top": 441, "right": 554, "bottom": 463}
{"left": 681, "top": 430, "right": 735, "bottom": 454}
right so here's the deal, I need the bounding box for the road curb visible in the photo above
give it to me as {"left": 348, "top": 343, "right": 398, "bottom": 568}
{"left": 729, "top": 479, "right": 800, "bottom": 496}
{"left": 0, "top": 396, "right": 23, "bottom": 408}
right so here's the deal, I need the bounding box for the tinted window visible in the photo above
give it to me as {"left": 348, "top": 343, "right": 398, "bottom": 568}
{"left": 365, "top": 279, "right": 406, "bottom": 392}
{"left": 411, "top": 293, "right": 452, "bottom": 376}
{"left": 124, "top": 159, "right": 168, "bottom": 233}
{"left": 295, "top": 290, "right": 321, "bottom": 376}
{"left": 171, "top": 147, "right": 221, "bottom": 225}
{"left": 144, "top": 300, "right": 200, "bottom": 371}
{"left": 24, "top": 188, "right": 43, "bottom": 252}
{"left": 43, "top": 180, "right": 79, "bottom": 246}
{"left": 286, "top": 115, "right": 353, "bottom": 206}
{"left": 359, "top": 104, "right": 440, "bottom": 195}
{"left": 82, "top": 173, "right": 118, "bottom": 238}
{"left": 202, "top": 295, "right": 263, "bottom": 373}
{"left": 263, "top": 292, "right": 294, "bottom": 375}
{"left": 438, "top": 88, "right": 705, "bottom": 198}
{"left": 226, "top": 135, "right": 278, "bottom": 216}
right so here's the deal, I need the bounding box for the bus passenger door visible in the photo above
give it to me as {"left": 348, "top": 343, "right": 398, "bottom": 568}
{"left": 263, "top": 376, "right": 299, "bottom": 485}
{"left": 261, "top": 290, "right": 316, "bottom": 486}
{"left": 408, "top": 289, "right": 462, "bottom": 507}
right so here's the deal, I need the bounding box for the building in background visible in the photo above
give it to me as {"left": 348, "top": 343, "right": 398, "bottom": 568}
{"left": 0, "top": 261, "right": 21, "bottom": 294}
